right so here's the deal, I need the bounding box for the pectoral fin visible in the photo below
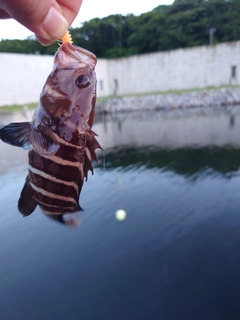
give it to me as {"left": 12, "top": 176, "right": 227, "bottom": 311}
{"left": 31, "top": 127, "right": 59, "bottom": 155}
{"left": 0, "top": 122, "right": 31, "bottom": 149}
{"left": 0, "top": 122, "right": 60, "bottom": 154}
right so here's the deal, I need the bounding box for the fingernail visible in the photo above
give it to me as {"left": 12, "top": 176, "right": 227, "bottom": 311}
{"left": 42, "top": 6, "right": 68, "bottom": 40}
{"left": 35, "top": 35, "right": 53, "bottom": 46}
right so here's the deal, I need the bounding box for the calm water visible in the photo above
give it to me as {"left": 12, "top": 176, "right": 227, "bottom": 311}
{"left": 1, "top": 108, "right": 240, "bottom": 320}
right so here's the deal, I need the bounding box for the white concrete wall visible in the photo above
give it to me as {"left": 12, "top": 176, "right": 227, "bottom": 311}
{"left": 95, "top": 58, "right": 110, "bottom": 97}
{"left": 0, "top": 41, "right": 240, "bottom": 106}
{"left": 0, "top": 53, "right": 53, "bottom": 106}
{"left": 106, "top": 41, "right": 240, "bottom": 96}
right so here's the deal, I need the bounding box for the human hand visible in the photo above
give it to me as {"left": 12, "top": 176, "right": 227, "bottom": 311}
{"left": 0, "top": 0, "right": 83, "bottom": 45}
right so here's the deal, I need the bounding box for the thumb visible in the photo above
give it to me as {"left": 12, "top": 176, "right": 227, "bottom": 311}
{"left": 36, "top": 6, "right": 68, "bottom": 45}
{"left": 1, "top": 0, "right": 68, "bottom": 44}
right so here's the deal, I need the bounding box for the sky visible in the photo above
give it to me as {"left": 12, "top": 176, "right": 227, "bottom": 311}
{"left": 0, "top": 0, "right": 174, "bottom": 40}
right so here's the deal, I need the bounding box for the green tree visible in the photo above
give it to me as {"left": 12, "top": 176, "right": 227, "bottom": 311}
{"left": 0, "top": 0, "right": 240, "bottom": 57}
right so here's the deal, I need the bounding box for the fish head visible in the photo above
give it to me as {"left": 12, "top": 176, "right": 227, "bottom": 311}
{"left": 40, "top": 42, "right": 97, "bottom": 129}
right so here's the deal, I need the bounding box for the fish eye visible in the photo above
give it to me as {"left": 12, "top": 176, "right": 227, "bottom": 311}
{"left": 75, "top": 75, "right": 91, "bottom": 89}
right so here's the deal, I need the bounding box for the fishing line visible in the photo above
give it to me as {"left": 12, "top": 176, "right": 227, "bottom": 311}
{"left": 100, "top": 98, "right": 106, "bottom": 172}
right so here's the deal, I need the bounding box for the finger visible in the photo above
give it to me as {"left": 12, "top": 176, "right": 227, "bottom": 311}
{"left": 57, "top": 0, "right": 83, "bottom": 27}
{"left": 0, "top": 9, "right": 11, "bottom": 19}
{"left": 35, "top": 0, "right": 83, "bottom": 45}
{"left": 35, "top": 35, "right": 55, "bottom": 46}
{"left": 0, "top": 0, "right": 83, "bottom": 45}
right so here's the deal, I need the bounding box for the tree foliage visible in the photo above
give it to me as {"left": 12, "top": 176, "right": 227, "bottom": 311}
{"left": 0, "top": 0, "right": 240, "bottom": 58}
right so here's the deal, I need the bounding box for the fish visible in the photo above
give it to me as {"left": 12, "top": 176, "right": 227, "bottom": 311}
{"left": 0, "top": 40, "right": 102, "bottom": 226}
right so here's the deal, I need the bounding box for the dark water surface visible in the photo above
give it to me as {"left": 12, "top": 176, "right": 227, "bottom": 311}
{"left": 1, "top": 109, "right": 240, "bottom": 320}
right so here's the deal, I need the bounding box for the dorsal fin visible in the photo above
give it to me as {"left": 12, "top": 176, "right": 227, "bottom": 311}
{"left": 84, "top": 129, "right": 102, "bottom": 180}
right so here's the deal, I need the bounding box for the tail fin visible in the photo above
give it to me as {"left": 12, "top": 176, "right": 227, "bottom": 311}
{"left": 45, "top": 212, "right": 81, "bottom": 227}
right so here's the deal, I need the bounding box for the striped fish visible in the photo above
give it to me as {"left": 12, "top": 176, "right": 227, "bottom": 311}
{"left": 0, "top": 43, "right": 101, "bottom": 226}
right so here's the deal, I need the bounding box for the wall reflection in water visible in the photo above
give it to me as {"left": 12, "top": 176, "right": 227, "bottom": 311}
{"left": 94, "top": 108, "right": 240, "bottom": 149}
{"left": 92, "top": 108, "right": 240, "bottom": 179}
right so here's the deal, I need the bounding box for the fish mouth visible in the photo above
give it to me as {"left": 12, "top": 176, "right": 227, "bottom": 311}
{"left": 55, "top": 42, "right": 97, "bottom": 69}
{"left": 75, "top": 46, "right": 97, "bottom": 64}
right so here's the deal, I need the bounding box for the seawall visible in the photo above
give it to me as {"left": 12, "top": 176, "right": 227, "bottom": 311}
{"left": 0, "top": 40, "right": 240, "bottom": 106}
{"left": 97, "top": 87, "right": 240, "bottom": 113}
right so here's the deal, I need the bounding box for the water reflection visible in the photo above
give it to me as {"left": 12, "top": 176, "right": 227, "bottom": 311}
{"left": 1, "top": 108, "right": 240, "bottom": 319}
{"left": 92, "top": 109, "right": 240, "bottom": 180}
{"left": 1, "top": 108, "right": 240, "bottom": 214}
{"left": 94, "top": 108, "right": 240, "bottom": 149}
{"left": 100, "top": 146, "right": 240, "bottom": 178}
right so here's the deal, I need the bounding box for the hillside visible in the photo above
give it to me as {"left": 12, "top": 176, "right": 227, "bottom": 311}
{"left": 0, "top": 0, "right": 239, "bottom": 58}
